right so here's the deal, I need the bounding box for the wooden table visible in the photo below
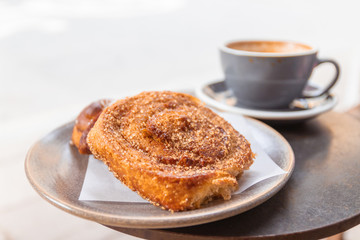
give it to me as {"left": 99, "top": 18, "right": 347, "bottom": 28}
{"left": 109, "top": 109, "right": 360, "bottom": 240}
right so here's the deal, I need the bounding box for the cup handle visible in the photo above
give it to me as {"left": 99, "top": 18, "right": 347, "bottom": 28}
{"left": 302, "top": 58, "right": 340, "bottom": 98}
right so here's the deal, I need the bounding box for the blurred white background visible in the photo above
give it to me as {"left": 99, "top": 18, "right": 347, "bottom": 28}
{"left": 0, "top": 0, "right": 359, "bottom": 239}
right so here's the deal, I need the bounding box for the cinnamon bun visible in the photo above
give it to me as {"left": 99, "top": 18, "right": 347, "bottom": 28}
{"left": 71, "top": 99, "right": 112, "bottom": 154}
{"left": 87, "top": 91, "right": 254, "bottom": 211}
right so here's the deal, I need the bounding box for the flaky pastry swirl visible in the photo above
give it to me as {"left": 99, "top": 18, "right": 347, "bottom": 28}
{"left": 71, "top": 99, "right": 112, "bottom": 154}
{"left": 87, "top": 91, "right": 254, "bottom": 211}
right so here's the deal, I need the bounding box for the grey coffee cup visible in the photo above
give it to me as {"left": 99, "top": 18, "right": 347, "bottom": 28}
{"left": 220, "top": 40, "right": 340, "bottom": 109}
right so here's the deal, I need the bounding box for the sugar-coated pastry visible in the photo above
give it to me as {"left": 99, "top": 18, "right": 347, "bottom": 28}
{"left": 87, "top": 91, "right": 254, "bottom": 211}
{"left": 71, "top": 99, "right": 112, "bottom": 154}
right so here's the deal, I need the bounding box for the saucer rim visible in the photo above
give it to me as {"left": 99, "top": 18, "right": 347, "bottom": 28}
{"left": 195, "top": 80, "right": 337, "bottom": 120}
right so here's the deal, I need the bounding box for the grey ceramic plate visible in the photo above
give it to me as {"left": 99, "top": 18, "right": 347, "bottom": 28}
{"left": 196, "top": 80, "right": 337, "bottom": 123}
{"left": 25, "top": 119, "right": 294, "bottom": 229}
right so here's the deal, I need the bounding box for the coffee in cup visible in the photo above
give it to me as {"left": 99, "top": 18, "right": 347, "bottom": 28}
{"left": 219, "top": 40, "right": 340, "bottom": 109}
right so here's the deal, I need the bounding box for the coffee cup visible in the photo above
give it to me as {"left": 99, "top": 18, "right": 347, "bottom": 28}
{"left": 219, "top": 40, "right": 340, "bottom": 109}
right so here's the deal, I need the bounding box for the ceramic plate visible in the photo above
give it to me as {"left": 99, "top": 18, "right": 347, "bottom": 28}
{"left": 196, "top": 80, "right": 337, "bottom": 123}
{"left": 25, "top": 119, "right": 294, "bottom": 229}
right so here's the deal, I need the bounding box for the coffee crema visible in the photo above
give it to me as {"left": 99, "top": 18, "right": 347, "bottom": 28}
{"left": 227, "top": 41, "right": 312, "bottom": 53}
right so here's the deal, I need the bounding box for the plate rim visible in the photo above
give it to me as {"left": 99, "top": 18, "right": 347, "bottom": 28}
{"left": 25, "top": 118, "right": 295, "bottom": 229}
{"left": 195, "top": 80, "right": 337, "bottom": 120}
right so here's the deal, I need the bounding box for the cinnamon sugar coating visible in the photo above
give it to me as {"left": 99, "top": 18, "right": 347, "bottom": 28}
{"left": 87, "top": 91, "right": 254, "bottom": 211}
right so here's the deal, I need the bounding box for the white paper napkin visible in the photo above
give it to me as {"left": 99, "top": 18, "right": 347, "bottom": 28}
{"left": 79, "top": 112, "right": 287, "bottom": 202}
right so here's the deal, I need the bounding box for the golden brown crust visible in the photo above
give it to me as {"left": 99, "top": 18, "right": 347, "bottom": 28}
{"left": 87, "top": 91, "right": 254, "bottom": 211}
{"left": 71, "top": 99, "right": 112, "bottom": 154}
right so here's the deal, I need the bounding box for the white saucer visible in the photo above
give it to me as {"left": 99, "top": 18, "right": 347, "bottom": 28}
{"left": 195, "top": 80, "right": 337, "bottom": 123}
